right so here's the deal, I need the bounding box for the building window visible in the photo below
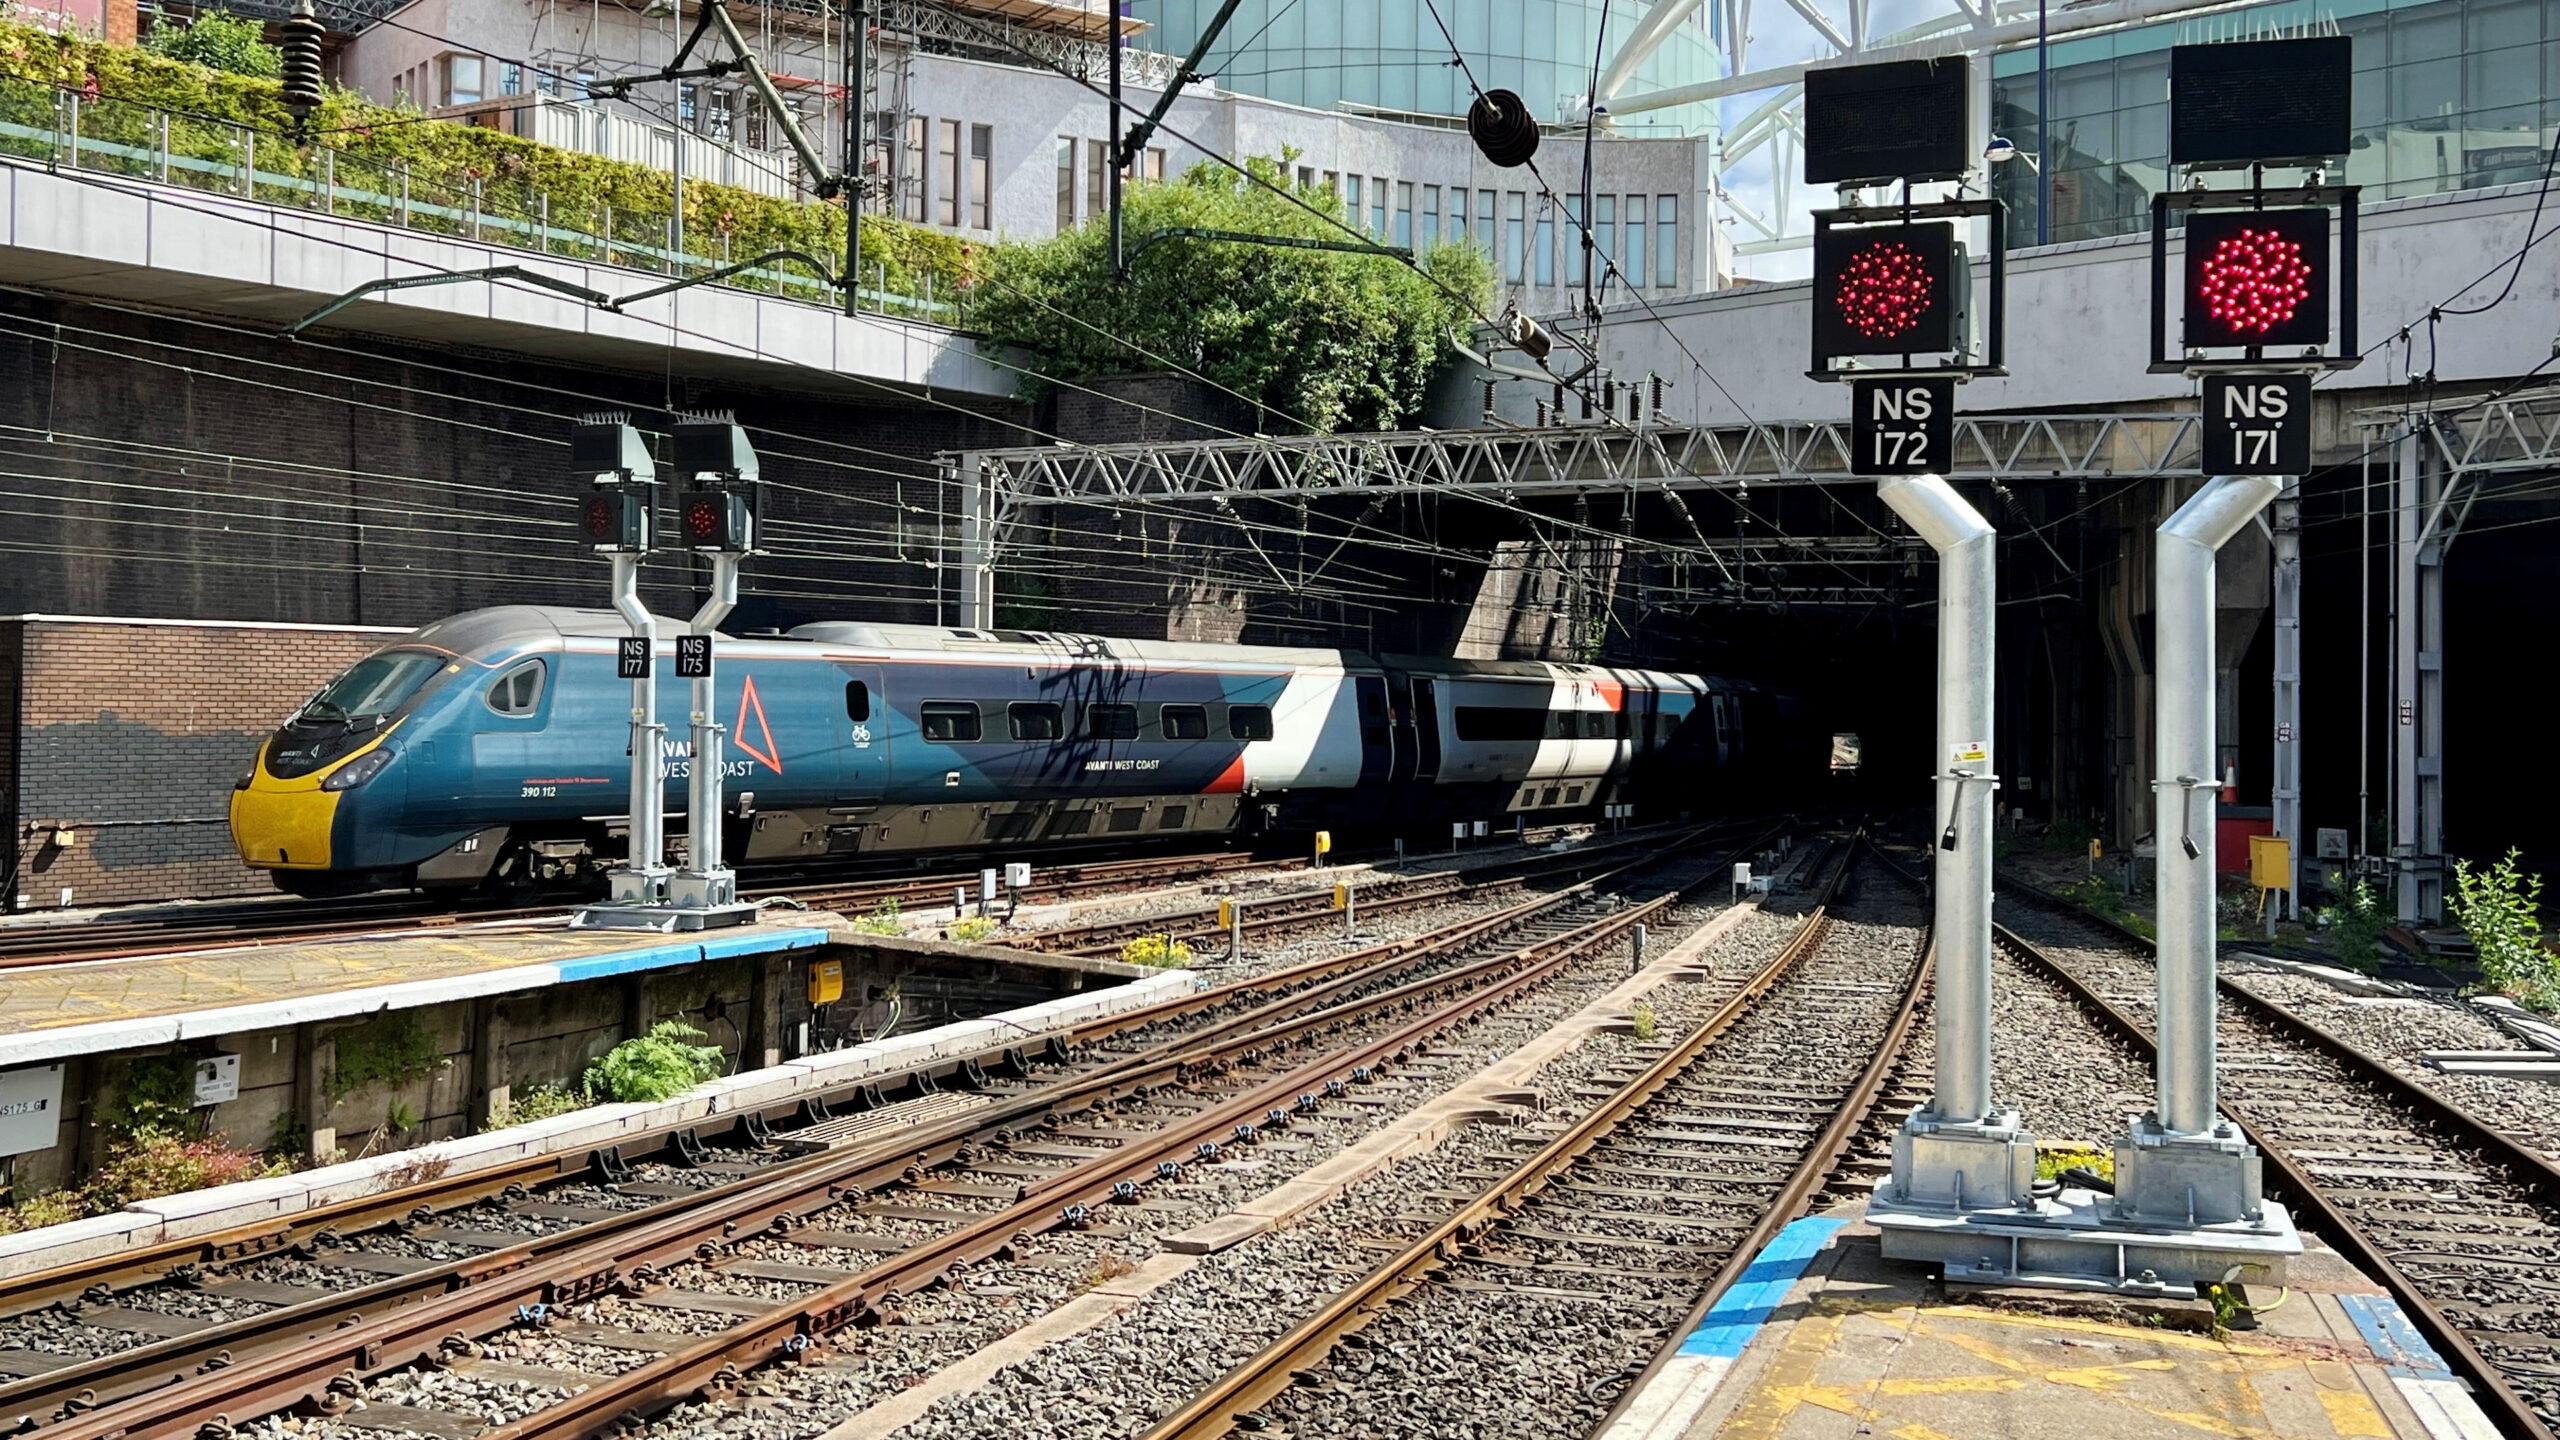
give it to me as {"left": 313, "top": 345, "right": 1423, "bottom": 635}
{"left": 444, "top": 55, "right": 483, "bottom": 106}
{"left": 936, "top": 118, "right": 961, "bottom": 226}
{"left": 679, "top": 82, "right": 699, "bottom": 129}
{"left": 969, "top": 124, "right": 992, "bottom": 228}
{"left": 1344, "top": 173, "right": 1361, "bottom": 223}
{"left": 707, "top": 90, "right": 735, "bottom": 142}
{"left": 1656, "top": 194, "right": 1678, "bottom": 287}
{"left": 500, "top": 62, "right": 523, "bottom": 96}
{"left": 902, "top": 117, "right": 927, "bottom": 222}
{"left": 1448, "top": 186, "right": 1466, "bottom": 246}
{"left": 1087, "top": 138, "right": 1107, "bottom": 224}
{"left": 1534, "top": 197, "right": 1555, "bottom": 287}
{"left": 1477, "top": 188, "right": 1496, "bottom": 253}
{"left": 1321, "top": 169, "right": 1337, "bottom": 193}
{"left": 1504, "top": 191, "right": 1525, "bottom": 284}
{"left": 1144, "top": 146, "right": 1165, "bottom": 179}
{"left": 1370, "top": 176, "right": 1387, "bottom": 238}
{"left": 1056, "top": 135, "right": 1076, "bottom": 229}
{"left": 1393, "top": 180, "right": 1411, "bottom": 246}
{"left": 1420, "top": 184, "right": 1439, "bottom": 247}
{"left": 1563, "top": 195, "right": 1585, "bottom": 285}
{"left": 1594, "top": 195, "right": 1615, "bottom": 288}
{"left": 535, "top": 68, "right": 559, "bottom": 97}
{"left": 574, "top": 70, "right": 597, "bottom": 99}
{"left": 1626, "top": 198, "right": 1646, "bottom": 293}
{"left": 1297, "top": 164, "right": 1315, "bottom": 189}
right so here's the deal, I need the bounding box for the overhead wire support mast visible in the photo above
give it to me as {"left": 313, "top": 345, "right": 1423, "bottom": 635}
{"left": 589, "top": 0, "right": 863, "bottom": 314}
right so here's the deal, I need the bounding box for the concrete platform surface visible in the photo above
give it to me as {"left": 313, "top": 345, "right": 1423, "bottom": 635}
{"left": 1606, "top": 1207, "right": 2499, "bottom": 1440}
{"left": 0, "top": 918, "right": 834, "bottom": 1065}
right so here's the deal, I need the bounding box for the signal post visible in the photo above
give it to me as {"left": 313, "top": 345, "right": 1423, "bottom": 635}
{"left": 573, "top": 412, "right": 767, "bottom": 933}
{"left": 1801, "top": 58, "right": 2042, "bottom": 1234}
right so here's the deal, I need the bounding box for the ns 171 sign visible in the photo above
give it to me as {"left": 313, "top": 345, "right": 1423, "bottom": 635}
{"left": 2201, "top": 374, "right": 2310, "bottom": 476}
{"left": 1850, "top": 377, "right": 1955, "bottom": 476}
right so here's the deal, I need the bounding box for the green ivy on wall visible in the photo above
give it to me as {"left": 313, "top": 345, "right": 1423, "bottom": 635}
{"left": 0, "top": 17, "right": 971, "bottom": 298}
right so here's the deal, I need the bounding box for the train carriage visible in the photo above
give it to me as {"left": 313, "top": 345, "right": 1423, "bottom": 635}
{"left": 230, "top": 606, "right": 1806, "bottom": 897}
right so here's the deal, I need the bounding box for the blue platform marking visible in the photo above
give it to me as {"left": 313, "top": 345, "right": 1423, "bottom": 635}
{"left": 553, "top": 927, "right": 830, "bottom": 984}
{"left": 701, "top": 927, "right": 828, "bottom": 961}
{"left": 1675, "top": 1217, "right": 1850, "bottom": 1360}
{"left": 2340, "top": 1294, "right": 2455, "bottom": 1380}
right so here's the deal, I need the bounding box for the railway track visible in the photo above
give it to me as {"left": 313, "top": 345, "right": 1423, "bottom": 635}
{"left": 0, "top": 824, "right": 1778, "bottom": 1440}
{"left": 1993, "top": 886, "right": 2560, "bottom": 1440}
{"left": 0, "top": 825, "right": 1682, "bottom": 969}
{"left": 0, "top": 850, "right": 1304, "bottom": 970}
{"left": 1138, "top": 842, "right": 1927, "bottom": 1440}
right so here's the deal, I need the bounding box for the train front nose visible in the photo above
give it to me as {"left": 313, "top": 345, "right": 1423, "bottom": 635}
{"left": 230, "top": 742, "right": 344, "bottom": 869}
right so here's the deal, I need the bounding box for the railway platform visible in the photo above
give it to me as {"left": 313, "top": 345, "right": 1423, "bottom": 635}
{"left": 0, "top": 911, "right": 1176, "bottom": 1235}
{"left": 0, "top": 916, "right": 834, "bottom": 1066}
{"left": 1607, "top": 1207, "right": 2500, "bottom": 1440}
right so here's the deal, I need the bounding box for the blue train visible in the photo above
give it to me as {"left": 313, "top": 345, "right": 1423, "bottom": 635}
{"left": 231, "top": 606, "right": 1812, "bottom": 896}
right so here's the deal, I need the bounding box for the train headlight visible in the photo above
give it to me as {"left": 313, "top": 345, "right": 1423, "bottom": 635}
{"left": 234, "top": 761, "right": 256, "bottom": 791}
{"left": 321, "top": 749, "right": 396, "bottom": 793}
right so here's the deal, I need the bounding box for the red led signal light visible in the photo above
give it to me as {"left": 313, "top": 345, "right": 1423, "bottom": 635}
{"left": 684, "top": 494, "right": 723, "bottom": 542}
{"left": 1813, "top": 221, "right": 1958, "bottom": 365}
{"left": 1834, "top": 241, "right": 1937, "bottom": 341}
{"left": 2183, "top": 207, "right": 2329, "bottom": 349}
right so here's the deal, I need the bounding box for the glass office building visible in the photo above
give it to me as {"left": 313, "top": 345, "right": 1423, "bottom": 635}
{"left": 1993, "top": 0, "right": 2560, "bottom": 245}
{"left": 1129, "top": 0, "right": 1722, "bottom": 135}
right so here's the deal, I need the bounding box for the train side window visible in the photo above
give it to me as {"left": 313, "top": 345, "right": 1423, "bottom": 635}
{"left": 920, "top": 702, "right": 982, "bottom": 743}
{"left": 1160, "top": 704, "right": 1208, "bottom": 740}
{"left": 1453, "top": 707, "right": 1544, "bottom": 742}
{"left": 845, "top": 681, "right": 871, "bottom": 723}
{"left": 486, "top": 660, "right": 545, "bottom": 716}
{"left": 1009, "top": 702, "right": 1064, "bottom": 741}
{"left": 1087, "top": 703, "right": 1138, "bottom": 740}
{"left": 1229, "top": 704, "right": 1273, "bottom": 741}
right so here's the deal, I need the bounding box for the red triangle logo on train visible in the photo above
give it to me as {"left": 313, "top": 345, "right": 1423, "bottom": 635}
{"left": 734, "top": 674, "right": 782, "bottom": 772}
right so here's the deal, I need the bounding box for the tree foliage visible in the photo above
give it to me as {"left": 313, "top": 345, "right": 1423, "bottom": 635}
{"left": 972, "top": 157, "right": 1495, "bottom": 433}
{"left": 141, "top": 9, "right": 280, "bottom": 78}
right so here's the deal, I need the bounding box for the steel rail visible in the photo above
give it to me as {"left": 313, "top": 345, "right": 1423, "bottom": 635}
{"left": 1137, "top": 840, "right": 1876, "bottom": 1440}
{"left": 0, "top": 875, "right": 1661, "bottom": 1427}
{"left": 1589, "top": 851, "right": 1935, "bottom": 1434}
{"left": 461, "top": 896, "right": 1691, "bottom": 1439}
{"left": 1991, "top": 919, "right": 2557, "bottom": 1440}
{"left": 21, "top": 858, "right": 1721, "bottom": 1440}
{"left": 1022, "top": 825, "right": 1710, "bottom": 956}
{"left": 0, "top": 825, "right": 1736, "bottom": 1338}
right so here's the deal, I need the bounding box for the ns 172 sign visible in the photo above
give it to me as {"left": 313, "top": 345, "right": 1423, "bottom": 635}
{"left": 1850, "top": 377, "right": 1955, "bottom": 476}
{"left": 2201, "top": 374, "right": 2310, "bottom": 476}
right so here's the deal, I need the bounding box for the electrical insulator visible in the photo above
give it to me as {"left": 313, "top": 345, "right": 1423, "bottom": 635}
{"left": 279, "top": 0, "right": 325, "bottom": 133}
{"left": 1467, "top": 88, "right": 1540, "bottom": 168}
{"left": 582, "top": 486, "right": 651, "bottom": 553}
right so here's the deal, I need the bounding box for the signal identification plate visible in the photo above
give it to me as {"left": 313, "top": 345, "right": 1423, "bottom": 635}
{"left": 1851, "top": 377, "right": 1955, "bottom": 476}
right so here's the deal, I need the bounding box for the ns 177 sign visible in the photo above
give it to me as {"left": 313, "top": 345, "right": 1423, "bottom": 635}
{"left": 1850, "top": 377, "right": 1955, "bottom": 476}
{"left": 2200, "top": 374, "right": 2310, "bottom": 476}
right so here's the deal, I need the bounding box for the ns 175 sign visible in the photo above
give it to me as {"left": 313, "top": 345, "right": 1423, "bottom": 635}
{"left": 2201, "top": 374, "right": 2310, "bottom": 476}
{"left": 1850, "top": 377, "right": 1955, "bottom": 476}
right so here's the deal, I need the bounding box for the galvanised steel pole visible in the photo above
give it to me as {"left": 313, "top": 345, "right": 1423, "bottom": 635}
{"left": 1878, "top": 473, "right": 1996, "bottom": 1126}
{"left": 2154, "top": 475, "right": 2282, "bottom": 1134}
